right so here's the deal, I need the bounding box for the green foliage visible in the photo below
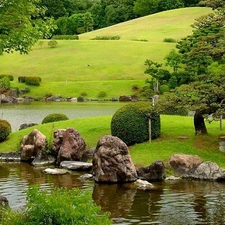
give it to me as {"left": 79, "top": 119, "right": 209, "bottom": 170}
{"left": 111, "top": 103, "right": 160, "bottom": 145}
{"left": 80, "top": 91, "right": 87, "bottom": 97}
{"left": 52, "top": 35, "right": 79, "bottom": 40}
{"left": 0, "top": 120, "right": 11, "bottom": 142}
{"left": 25, "top": 77, "right": 41, "bottom": 86}
{"left": 0, "top": 185, "right": 111, "bottom": 225}
{"left": 42, "top": 113, "right": 69, "bottom": 124}
{"left": 163, "top": 38, "right": 177, "bottom": 43}
{"left": 0, "top": 0, "right": 55, "bottom": 55}
{"left": 0, "top": 75, "right": 14, "bottom": 81}
{"left": 18, "top": 76, "right": 27, "bottom": 83}
{"left": 98, "top": 91, "right": 106, "bottom": 98}
{"left": 159, "top": 84, "right": 170, "bottom": 94}
{"left": 0, "top": 76, "right": 10, "bottom": 91}
{"left": 48, "top": 40, "right": 58, "bottom": 48}
{"left": 91, "top": 36, "right": 120, "bottom": 40}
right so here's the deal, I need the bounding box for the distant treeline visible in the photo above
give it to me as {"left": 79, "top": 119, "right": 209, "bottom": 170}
{"left": 40, "top": 0, "right": 202, "bottom": 36}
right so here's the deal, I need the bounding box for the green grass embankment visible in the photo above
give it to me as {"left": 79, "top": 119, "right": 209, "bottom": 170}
{"left": 1, "top": 114, "right": 225, "bottom": 169}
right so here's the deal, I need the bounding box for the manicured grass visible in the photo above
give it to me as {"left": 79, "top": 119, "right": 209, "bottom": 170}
{"left": 1, "top": 114, "right": 225, "bottom": 170}
{"left": 0, "top": 7, "right": 211, "bottom": 98}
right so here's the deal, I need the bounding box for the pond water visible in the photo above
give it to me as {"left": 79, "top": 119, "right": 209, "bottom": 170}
{"left": 1, "top": 162, "right": 225, "bottom": 225}
{"left": 0, "top": 101, "right": 125, "bottom": 131}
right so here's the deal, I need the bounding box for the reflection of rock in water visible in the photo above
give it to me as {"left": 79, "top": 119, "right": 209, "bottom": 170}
{"left": 0, "top": 165, "right": 10, "bottom": 179}
{"left": 92, "top": 183, "right": 136, "bottom": 218}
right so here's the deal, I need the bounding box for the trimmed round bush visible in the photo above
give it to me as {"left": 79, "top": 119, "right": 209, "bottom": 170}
{"left": 42, "top": 113, "right": 69, "bottom": 124}
{"left": 25, "top": 77, "right": 41, "bottom": 86}
{"left": 0, "top": 120, "right": 11, "bottom": 142}
{"left": 111, "top": 103, "right": 160, "bottom": 146}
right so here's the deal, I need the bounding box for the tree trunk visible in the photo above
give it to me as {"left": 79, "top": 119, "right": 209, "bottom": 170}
{"left": 194, "top": 110, "right": 208, "bottom": 135}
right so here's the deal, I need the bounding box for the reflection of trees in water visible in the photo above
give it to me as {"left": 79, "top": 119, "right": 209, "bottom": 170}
{"left": 0, "top": 164, "right": 10, "bottom": 179}
{"left": 92, "top": 183, "right": 137, "bottom": 218}
{"left": 157, "top": 180, "right": 225, "bottom": 225}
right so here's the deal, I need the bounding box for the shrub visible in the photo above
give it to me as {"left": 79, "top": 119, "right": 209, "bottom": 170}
{"left": 159, "top": 84, "right": 170, "bottom": 94}
{"left": 91, "top": 35, "right": 120, "bottom": 40}
{"left": 163, "top": 38, "right": 177, "bottom": 43}
{"left": 0, "top": 120, "right": 11, "bottom": 142}
{"left": 18, "top": 76, "right": 27, "bottom": 83}
{"left": 51, "top": 35, "right": 79, "bottom": 40}
{"left": 42, "top": 113, "right": 69, "bottom": 124}
{"left": 0, "top": 75, "right": 14, "bottom": 81}
{"left": 48, "top": 40, "right": 58, "bottom": 48}
{"left": 98, "top": 91, "right": 106, "bottom": 98}
{"left": 80, "top": 91, "right": 87, "bottom": 97}
{"left": 25, "top": 77, "right": 40, "bottom": 86}
{"left": 0, "top": 185, "right": 111, "bottom": 225}
{"left": 111, "top": 103, "right": 160, "bottom": 145}
{"left": 0, "top": 76, "right": 10, "bottom": 91}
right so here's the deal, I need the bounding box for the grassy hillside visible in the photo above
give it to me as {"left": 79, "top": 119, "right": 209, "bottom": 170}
{"left": 1, "top": 114, "right": 225, "bottom": 169}
{"left": 0, "top": 7, "right": 211, "bottom": 98}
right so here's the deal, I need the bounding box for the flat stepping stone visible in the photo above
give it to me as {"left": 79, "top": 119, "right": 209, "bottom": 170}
{"left": 44, "top": 168, "right": 68, "bottom": 175}
{"left": 60, "top": 161, "right": 92, "bottom": 171}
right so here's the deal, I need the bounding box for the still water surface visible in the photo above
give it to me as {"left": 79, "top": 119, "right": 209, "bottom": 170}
{"left": 1, "top": 102, "right": 225, "bottom": 224}
{"left": 1, "top": 162, "right": 225, "bottom": 225}
{"left": 0, "top": 102, "right": 125, "bottom": 131}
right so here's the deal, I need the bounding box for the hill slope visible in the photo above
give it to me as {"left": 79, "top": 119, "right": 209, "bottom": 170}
{"left": 0, "top": 7, "right": 211, "bottom": 98}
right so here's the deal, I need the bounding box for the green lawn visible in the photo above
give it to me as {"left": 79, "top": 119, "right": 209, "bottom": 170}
{"left": 0, "top": 7, "right": 212, "bottom": 98}
{"left": 1, "top": 114, "right": 225, "bottom": 170}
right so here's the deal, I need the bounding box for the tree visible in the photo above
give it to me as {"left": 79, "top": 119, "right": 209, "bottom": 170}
{"left": 200, "top": 0, "right": 225, "bottom": 10}
{"left": 144, "top": 59, "right": 164, "bottom": 92}
{"left": 158, "top": 0, "right": 184, "bottom": 11}
{"left": 164, "top": 49, "right": 182, "bottom": 72}
{"left": 176, "top": 9, "right": 225, "bottom": 75}
{"left": 0, "top": 0, "right": 55, "bottom": 55}
{"left": 157, "top": 73, "right": 225, "bottom": 135}
{"left": 133, "top": 0, "right": 160, "bottom": 16}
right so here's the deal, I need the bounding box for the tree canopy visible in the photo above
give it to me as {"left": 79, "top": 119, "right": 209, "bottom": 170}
{"left": 0, "top": 0, "right": 55, "bottom": 54}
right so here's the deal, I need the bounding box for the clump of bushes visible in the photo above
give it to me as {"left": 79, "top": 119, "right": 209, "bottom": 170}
{"left": 0, "top": 76, "right": 10, "bottom": 91}
{"left": 111, "top": 103, "right": 160, "bottom": 145}
{"left": 0, "top": 75, "right": 14, "bottom": 81}
{"left": 48, "top": 40, "right": 58, "bottom": 48}
{"left": 159, "top": 84, "right": 170, "bottom": 94}
{"left": 91, "top": 35, "right": 120, "bottom": 40}
{"left": 0, "top": 120, "right": 11, "bottom": 142}
{"left": 98, "top": 91, "right": 106, "bottom": 98}
{"left": 163, "top": 38, "right": 177, "bottom": 43}
{"left": 0, "top": 185, "right": 111, "bottom": 225}
{"left": 42, "top": 113, "right": 69, "bottom": 124}
{"left": 25, "top": 77, "right": 41, "bottom": 86}
{"left": 51, "top": 35, "right": 79, "bottom": 40}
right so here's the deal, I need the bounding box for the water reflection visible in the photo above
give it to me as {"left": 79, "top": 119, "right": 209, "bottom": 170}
{"left": 1, "top": 163, "right": 225, "bottom": 224}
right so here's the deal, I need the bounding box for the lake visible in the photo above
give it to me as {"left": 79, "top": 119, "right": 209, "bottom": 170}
{"left": 1, "top": 162, "right": 225, "bottom": 225}
{"left": 0, "top": 101, "right": 126, "bottom": 131}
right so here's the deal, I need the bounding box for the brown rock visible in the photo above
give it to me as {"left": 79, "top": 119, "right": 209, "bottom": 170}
{"left": 92, "top": 135, "right": 137, "bottom": 183}
{"left": 169, "top": 153, "right": 203, "bottom": 175}
{"left": 53, "top": 128, "right": 86, "bottom": 164}
{"left": 20, "top": 129, "right": 47, "bottom": 161}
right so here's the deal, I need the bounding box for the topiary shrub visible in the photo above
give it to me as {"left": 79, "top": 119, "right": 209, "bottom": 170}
{"left": 42, "top": 113, "right": 69, "bottom": 124}
{"left": 159, "top": 84, "right": 170, "bottom": 94}
{"left": 111, "top": 103, "right": 160, "bottom": 146}
{"left": 0, "top": 120, "right": 11, "bottom": 142}
{"left": 25, "top": 77, "right": 41, "bottom": 86}
{"left": 98, "top": 91, "right": 106, "bottom": 98}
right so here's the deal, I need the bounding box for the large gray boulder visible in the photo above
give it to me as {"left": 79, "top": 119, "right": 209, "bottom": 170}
{"left": 20, "top": 129, "right": 47, "bottom": 161}
{"left": 92, "top": 135, "right": 138, "bottom": 183}
{"left": 51, "top": 128, "right": 86, "bottom": 164}
{"left": 185, "top": 162, "right": 225, "bottom": 181}
{"left": 169, "top": 153, "right": 225, "bottom": 181}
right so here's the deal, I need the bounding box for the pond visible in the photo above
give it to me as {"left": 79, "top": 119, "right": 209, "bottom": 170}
{"left": 1, "top": 162, "right": 225, "bottom": 225}
{"left": 0, "top": 101, "right": 126, "bottom": 131}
